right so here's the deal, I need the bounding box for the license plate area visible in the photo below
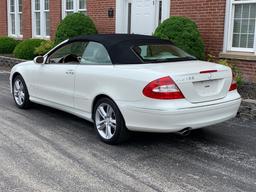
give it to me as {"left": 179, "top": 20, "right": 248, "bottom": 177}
{"left": 193, "top": 80, "right": 220, "bottom": 96}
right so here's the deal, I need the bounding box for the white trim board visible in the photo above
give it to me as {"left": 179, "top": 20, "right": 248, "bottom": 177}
{"left": 223, "top": 0, "right": 256, "bottom": 54}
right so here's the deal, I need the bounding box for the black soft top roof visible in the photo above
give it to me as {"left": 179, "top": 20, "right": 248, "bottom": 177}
{"left": 68, "top": 34, "right": 173, "bottom": 64}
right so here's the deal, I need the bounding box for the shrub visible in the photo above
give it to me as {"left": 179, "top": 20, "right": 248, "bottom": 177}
{"left": 208, "top": 54, "right": 243, "bottom": 86}
{"left": 55, "top": 13, "right": 97, "bottom": 44}
{"left": 34, "top": 40, "right": 55, "bottom": 56}
{"left": 14, "top": 39, "right": 46, "bottom": 60}
{"left": 154, "top": 16, "right": 205, "bottom": 60}
{"left": 0, "top": 37, "right": 20, "bottom": 54}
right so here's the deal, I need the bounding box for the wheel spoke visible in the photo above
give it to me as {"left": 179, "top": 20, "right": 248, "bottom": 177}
{"left": 105, "top": 124, "right": 112, "bottom": 139}
{"left": 106, "top": 105, "right": 113, "bottom": 116}
{"left": 110, "top": 123, "right": 116, "bottom": 130}
{"left": 14, "top": 90, "right": 19, "bottom": 96}
{"left": 110, "top": 119, "right": 116, "bottom": 125}
{"left": 20, "top": 97, "right": 24, "bottom": 103}
{"left": 96, "top": 120, "right": 106, "bottom": 130}
{"left": 97, "top": 123, "right": 106, "bottom": 131}
{"left": 18, "top": 95, "right": 22, "bottom": 105}
{"left": 20, "top": 92, "right": 25, "bottom": 99}
{"left": 97, "top": 106, "right": 107, "bottom": 119}
{"left": 110, "top": 118, "right": 116, "bottom": 130}
{"left": 20, "top": 83, "right": 24, "bottom": 91}
{"left": 15, "top": 80, "right": 20, "bottom": 90}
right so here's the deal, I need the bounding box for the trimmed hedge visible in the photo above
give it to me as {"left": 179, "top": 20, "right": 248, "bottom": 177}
{"left": 0, "top": 37, "right": 20, "bottom": 54}
{"left": 34, "top": 40, "right": 55, "bottom": 56}
{"left": 154, "top": 16, "right": 205, "bottom": 60}
{"left": 14, "top": 39, "right": 46, "bottom": 60}
{"left": 55, "top": 13, "right": 97, "bottom": 44}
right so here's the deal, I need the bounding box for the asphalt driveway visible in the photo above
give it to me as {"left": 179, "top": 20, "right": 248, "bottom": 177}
{"left": 0, "top": 72, "right": 256, "bottom": 192}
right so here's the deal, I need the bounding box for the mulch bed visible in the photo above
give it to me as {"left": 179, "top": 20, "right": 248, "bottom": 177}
{"left": 238, "top": 83, "right": 256, "bottom": 100}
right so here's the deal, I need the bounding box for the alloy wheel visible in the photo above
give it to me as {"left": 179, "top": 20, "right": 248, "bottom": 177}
{"left": 13, "top": 79, "right": 25, "bottom": 106}
{"left": 95, "top": 103, "right": 117, "bottom": 140}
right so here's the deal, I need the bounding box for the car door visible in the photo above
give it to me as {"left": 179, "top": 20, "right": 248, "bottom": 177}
{"left": 74, "top": 41, "right": 113, "bottom": 114}
{"left": 33, "top": 41, "right": 88, "bottom": 108}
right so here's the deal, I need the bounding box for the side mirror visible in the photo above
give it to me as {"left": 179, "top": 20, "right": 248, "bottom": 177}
{"left": 33, "top": 56, "right": 45, "bottom": 64}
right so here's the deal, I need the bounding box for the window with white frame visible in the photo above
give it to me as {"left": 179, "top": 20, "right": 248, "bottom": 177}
{"left": 62, "top": 0, "right": 87, "bottom": 18}
{"left": 32, "top": 0, "right": 50, "bottom": 38}
{"left": 8, "top": 0, "right": 22, "bottom": 37}
{"left": 226, "top": 0, "right": 256, "bottom": 53}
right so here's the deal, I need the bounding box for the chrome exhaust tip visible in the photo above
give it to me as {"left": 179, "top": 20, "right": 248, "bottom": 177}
{"left": 177, "top": 128, "right": 192, "bottom": 136}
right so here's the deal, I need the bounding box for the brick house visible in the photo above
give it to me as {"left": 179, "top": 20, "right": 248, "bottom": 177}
{"left": 0, "top": 0, "right": 255, "bottom": 82}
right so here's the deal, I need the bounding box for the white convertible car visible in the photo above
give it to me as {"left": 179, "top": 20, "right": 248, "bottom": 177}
{"left": 10, "top": 34, "right": 241, "bottom": 144}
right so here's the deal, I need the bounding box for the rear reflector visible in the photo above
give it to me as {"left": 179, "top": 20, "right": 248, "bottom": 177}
{"left": 229, "top": 73, "right": 237, "bottom": 91}
{"left": 143, "top": 76, "right": 185, "bottom": 100}
{"left": 229, "top": 82, "right": 237, "bottom": 91}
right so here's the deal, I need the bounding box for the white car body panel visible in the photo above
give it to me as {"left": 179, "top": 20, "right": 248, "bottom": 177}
{"left": 31, "top": 64, "right": 77, "bottom": 108}
{"left": 10, "top": 60, "right": 241, "bottom": 133}
{"left": 117, "top": 92, "right": 240, "bottom": 132}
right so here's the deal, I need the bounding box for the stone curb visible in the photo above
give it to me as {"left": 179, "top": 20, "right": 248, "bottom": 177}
{"left": 0, "top": 55, "right": 26, "bottom": 68}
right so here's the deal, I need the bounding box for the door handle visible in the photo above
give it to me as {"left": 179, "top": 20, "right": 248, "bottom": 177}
{"left": 65, "top": 70, "right": 75, "bottom": 75}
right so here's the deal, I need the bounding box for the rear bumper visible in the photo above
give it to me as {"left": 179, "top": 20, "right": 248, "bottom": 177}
{"left": 118, "top": 92, "right": 241, "bottom": 133}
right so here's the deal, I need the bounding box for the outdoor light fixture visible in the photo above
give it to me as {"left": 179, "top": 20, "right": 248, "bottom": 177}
{"left": 108, "top": 8, "right": 114, "bottom": 18}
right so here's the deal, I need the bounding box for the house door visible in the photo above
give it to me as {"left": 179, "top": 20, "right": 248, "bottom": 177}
{"left": 127, "top": 0, "right": 155, "bottom": 35}
{"left": 119, "top": 0, "right": 168, "bottom": 35}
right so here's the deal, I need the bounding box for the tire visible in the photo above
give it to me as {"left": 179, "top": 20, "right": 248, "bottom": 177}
{"left": 93, "top": 98, "right": 130, "bottom": 144}
{"left": 12, "top": 75, "right": 31, "bottom": 109}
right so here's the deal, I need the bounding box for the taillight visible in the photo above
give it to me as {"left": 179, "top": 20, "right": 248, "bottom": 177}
{"left": 229, "top": 73, "right": 237, "bottom": 91}
{"left": 143, "top": 76, "right": 185, "bottom": 99}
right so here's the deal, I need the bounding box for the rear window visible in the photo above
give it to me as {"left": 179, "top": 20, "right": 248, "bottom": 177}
{"left": 132, "top": 44, "right": 196, "bottom": 63}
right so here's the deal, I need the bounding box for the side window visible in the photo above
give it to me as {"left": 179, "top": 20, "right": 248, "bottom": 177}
{"left": 47, "top": 41, "right": 88, "bottom": 64}
{"left": 80, "top": 42, "right": 112, "bottom": 65}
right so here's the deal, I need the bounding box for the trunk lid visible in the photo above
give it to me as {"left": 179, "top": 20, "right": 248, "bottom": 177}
{"left": 116, "top": 60, "right": 232, "bottom": 103}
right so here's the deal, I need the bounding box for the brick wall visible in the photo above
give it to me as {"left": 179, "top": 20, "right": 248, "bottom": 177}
{"left": 22, "top": 0, "right": 32, "bottom": 38}
{"left": 170, "top": 0, "right": 256, "bottom": 83}
{"left": 232, "top": 60, "right": 256, "bottom": 83}
{"left": 50, "top": 0, "right": 61, "bottom": 39}
{"left": 87, "top": 0, "right": 116, "bottom": 33}
{"left": 171, "top": 0, "right": 226, "bottom": 57}
{"left": 0, "top": 0, "right": 7, "bottom": 36}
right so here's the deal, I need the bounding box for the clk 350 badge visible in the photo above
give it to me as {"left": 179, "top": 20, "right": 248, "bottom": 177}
{"left": 179, "top": 76, "right": 195, "bottom": 82}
